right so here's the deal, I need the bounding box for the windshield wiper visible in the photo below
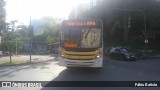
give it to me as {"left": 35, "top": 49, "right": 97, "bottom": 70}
{"left": 85, "top": 28, "right": 91, "bottom": 38}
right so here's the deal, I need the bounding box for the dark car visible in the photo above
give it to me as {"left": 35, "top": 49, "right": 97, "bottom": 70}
{"left": 110, "top": 47, "right": 138, "bottom": 61}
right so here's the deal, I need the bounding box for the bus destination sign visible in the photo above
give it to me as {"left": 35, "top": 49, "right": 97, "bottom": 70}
{"left": 67, "top": 21, "right": 96, "bottom": 26}
{"left": 62, "top": 20, "right": 101, "bottom": 27}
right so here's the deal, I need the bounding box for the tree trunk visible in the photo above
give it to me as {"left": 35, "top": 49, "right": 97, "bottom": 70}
{"left": 110, "top": 20, "right": 120, "bottom": 41}
{"left": 122, "top": 13, "right": 129, "bottom": 42}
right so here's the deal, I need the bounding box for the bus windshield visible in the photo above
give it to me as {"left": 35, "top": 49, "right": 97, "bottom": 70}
{"left": 60, "top": 27, "right": 101, "bottom": 48}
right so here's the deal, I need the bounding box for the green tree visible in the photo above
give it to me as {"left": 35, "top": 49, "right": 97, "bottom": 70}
{"left": 16, "top": 24, "right": 29, "bottom": 40}
{"left": 76, "top": 0, "right": 160, "bottom": 52}
{"left": 33, "top": 17, "right": 59, "bottom": 44}
{"left": 1, "top": 22, "right": 29, "bottom": 53}
{"left": 0, "top": 0, "right": 6, "bottom": 45}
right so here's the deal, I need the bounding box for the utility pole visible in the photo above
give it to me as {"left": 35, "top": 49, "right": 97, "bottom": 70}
{"left": 0, "top": 36, "right": 1, "bottom": 55}
{"left": 16, "top": 39, "right": 17, "bottom": 55}
{"left": 29, "top": 16, "right": 32, "bottom": 62}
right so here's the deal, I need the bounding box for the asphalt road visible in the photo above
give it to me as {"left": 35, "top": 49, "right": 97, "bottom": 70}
{"left": 0, "top": 56, "right": 160, "bottom": 90}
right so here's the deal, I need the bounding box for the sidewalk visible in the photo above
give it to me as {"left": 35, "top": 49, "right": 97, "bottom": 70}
{"left": 149, "top": 54, "right": 160, "bottom": 59}
{"left": 0, "top": 54, "right": 58, "bottom": 64}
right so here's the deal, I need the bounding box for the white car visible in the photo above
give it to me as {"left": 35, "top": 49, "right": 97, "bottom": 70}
{"left": 0, "top": 51, "right": 2, "bottom": 58}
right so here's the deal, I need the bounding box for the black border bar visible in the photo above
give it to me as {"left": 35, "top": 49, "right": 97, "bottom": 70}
{"left": 0, "top": 81, "right": 160, "bottom": 87}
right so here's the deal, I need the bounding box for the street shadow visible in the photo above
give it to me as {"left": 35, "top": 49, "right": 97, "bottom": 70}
{"left": 41, "top": 67, "right": 104, "bottom": 90}
{"left": 50, "top": 57, "right": 111, "bottom": 81}
{"left": 54, "top": 67, "right": 103, "bottom": 81}
{"left": 43, "top": 57, "right": 109, "bottom": 82}
{"left": 41, "top": 57, "right": 160, "bottom": 90}
{"left": 42, "top": 56, "right": 160, "bottom": 89}
{"left": 41, "top": 59, "right": 110, "bottom": 90}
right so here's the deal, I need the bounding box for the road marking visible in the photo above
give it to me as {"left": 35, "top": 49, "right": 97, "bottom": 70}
{"left": 21, "top": 66, "right": 30, "bottom": 68}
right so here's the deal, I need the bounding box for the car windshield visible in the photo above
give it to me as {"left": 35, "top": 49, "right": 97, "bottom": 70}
{"left": 121, "top": 48, "right": 133, "bottom": 53}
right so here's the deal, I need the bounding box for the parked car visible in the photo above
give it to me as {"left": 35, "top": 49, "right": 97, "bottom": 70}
{"left": 0, "top": 51, "right": 2, "bottom": 58}
{"left": 2, "top": 51, "right": 11, "bottom": 56}
{"left": 110, "top": 47, "right": 138, "bottom": 61}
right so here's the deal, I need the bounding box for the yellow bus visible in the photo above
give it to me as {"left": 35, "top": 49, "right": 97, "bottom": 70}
{"left": 59, "top": 19, "right": 103, "bottom": 68}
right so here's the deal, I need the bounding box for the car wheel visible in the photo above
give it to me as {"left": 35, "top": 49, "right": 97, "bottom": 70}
{"left": 121, "top": 55, "right": 127, "bottom": 60}
{"left": 133, "top": 58, "right": 137, "bottom": 61}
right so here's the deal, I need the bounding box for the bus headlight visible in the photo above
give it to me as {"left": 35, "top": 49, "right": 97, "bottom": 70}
{"left": 96, "top": 54, "right": 101, "bottom": 59}
{"left": 96, "top": 49, "right": 102, "bottom": 59}
{"left": 61, "top": 54, "right": 65, "bottom": 58}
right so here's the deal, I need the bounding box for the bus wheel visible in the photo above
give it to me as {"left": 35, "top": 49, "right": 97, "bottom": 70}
{"left": 66, "top": 67, "right": 74, "bottom": 69}
{"left": 95, "top": 67, "right": 103, "bottom": 70}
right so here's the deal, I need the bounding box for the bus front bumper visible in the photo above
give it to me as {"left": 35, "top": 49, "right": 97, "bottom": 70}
{"left": 58, "top": 57, "right": 103, "bottom": 68}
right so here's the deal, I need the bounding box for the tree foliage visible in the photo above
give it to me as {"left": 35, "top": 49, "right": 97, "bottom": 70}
{"left": 75, "top": 0, "right": 160, "bottom": 47}
{"left": 32, "top": 17, "right": 59, "bottom": 45}
{"left": 0, "top": 0, "right": 6, "bottom": 36}
{"left": 16, "top": 24, "right": 29, "bottom": 40}
{"left": 1, "top": 22, "right": 29, "bottom": 53}
{"left": 68, "top": 0, "right": 160, "bottom": 52}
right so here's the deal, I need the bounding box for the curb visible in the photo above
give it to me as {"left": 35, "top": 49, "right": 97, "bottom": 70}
{"left": 148, "top": 56, "right": 160, "bottom": 59}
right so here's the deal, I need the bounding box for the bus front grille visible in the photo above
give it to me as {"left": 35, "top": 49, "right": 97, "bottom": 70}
{"left": 65, "top": 61, "right": 94, "bottom": 66}
{"left": 61, "top": 48, "right": 99, "bottom": 60}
